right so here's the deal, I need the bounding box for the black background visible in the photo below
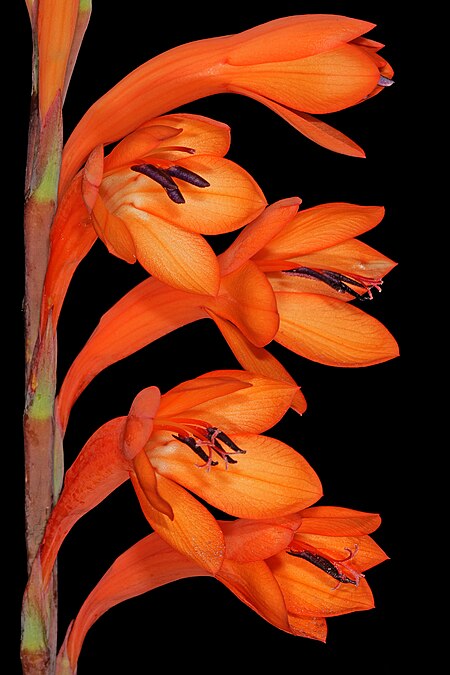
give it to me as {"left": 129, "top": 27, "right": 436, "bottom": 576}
{"left": 12, "top": 2, "right": 404, "bottom": 673}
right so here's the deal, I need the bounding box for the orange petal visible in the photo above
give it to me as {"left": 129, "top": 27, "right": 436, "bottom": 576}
{"left": 296, "top": 533, "right": 388, "bottom": 573}
{"left": 279, "top": 239, "right": 397, "bottom": 283}
{"left": 219, "top": 198, "right": 301, "bottom": 276}
{"left": 288, "top": 614, "right": 328, "bottom": 641}
{"left": 61, "top": 0, "right": 92, "bottom": 106}
{"left": 162, "top": 370, "right": 300, "bottom": 434}
{"left": 268, "top": 554, "right": 375, "bottom": 617}
{"left": 227, "top": 15, "right": 375, "bottom": 65}
{"left": 81, "top": 145, "right": 104, "bottom": 212}
{"left": 255, "top": 203, "right": 385, "bottom": 259}
{"left": 151, "top": 432, "right": 322, "bottom": 518}
{"left": 38, "top": 0, "right": 79, "bottom": 118}
{"left": 116, "top": 206, "right": 221, "bottom": 295}
{"left": 300, "top": 507, "right": 382, "bottom": 536}
{"left": 120, "top": 155, "right": 266, "bottom": 235}
{"left": 122, "top": 387, "right": 161, "bottom": 460}
{"left": 208, "top": 311, "right": 307, "bottom": 414}
{"left": 151, "top": 113, "right": 231, "bottom": 157}
{"left": 92, "top": 192, "right": 136, "bottom": 263}
{"left": 158, "top": 375, "right": 252, "bottom": 418}
{"left": 217, "top": 559, "right": 290, "bottom": 632}
{"left": 42, "top": 175, "right": 97, "bottom": 332}
{"left": 66, "top": 534, "right": 204, "bottom": 670}
{"left": 40, "top": 418, "right": 129, "bottom": 586}
{"left": 275, "top": 292, "right": 399, "bottom": 366}
{"left": 104, "top": 125, "right": 182, "bottom": 172}
{"left": 133, "top": 451, "right": 173, "bottom": 519}
{"left": 230, "top": 90, "right": 366, "bottom": 157}
{"left": 220, "top": 515, "right": 301, "bottom": 562}
{"left": 131, "top": 472, "right": 225, "bottom": 574}
{"left": 227, "top": 44, "right": 380, "bottom": 115}
{"left": 210, "top": 261, "right": 278, "bottom": 346}
{"left": 57, "top": 279, "right": 206, "bottom": 431}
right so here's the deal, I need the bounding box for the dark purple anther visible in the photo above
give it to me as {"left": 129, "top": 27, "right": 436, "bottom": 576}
{"left": 131, "top": 163, "right": 179, "bottom": 190}
{"left": 284, "top": 267, "right": 364, "bottom": 300}
{"left": 206, "top": 428, "right": 246, "bottom": 454}
{"left": 166, "top": 165, "right": 210, "bottom": 188}
{"left": 287, "top": 549, "right": 357, "bottom": 585}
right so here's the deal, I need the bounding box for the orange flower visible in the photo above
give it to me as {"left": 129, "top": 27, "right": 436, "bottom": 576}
{"left": 60, "top": 15, "right": 393, "bottom": 193}
{"left": 42, "top": 113, "right": 265, "bottom": 328}
{"left": 41, "top": 370, "right": 322, "bottom": 585}
{"left": 59, "top": 507, "right": 387, "bottom": 670}
{"left": 57, "top": 199, "right": 398, "bottom": 428}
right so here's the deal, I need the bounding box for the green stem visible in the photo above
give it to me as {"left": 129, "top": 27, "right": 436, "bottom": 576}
{"left": 20, "top": 28, "right": 63, "bottom": 675}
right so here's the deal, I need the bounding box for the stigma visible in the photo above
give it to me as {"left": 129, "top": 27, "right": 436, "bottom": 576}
{"left": 283, "top": 266, "right": 383, "bottom": 300}
{"left": 131, "top": 163, "right": 210, "bottom": 204}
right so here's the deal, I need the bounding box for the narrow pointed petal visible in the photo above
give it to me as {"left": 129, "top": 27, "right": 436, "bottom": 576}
{"left": 288, "top": 614, "right": 327, "bottom": 641}
{"left": 208, "top": 311, "right": 307, "bottom": 414}
{"left": 42, "top": 175, "right": 97, "bottom": 332}
{"left": 162, "top": 370, "right": 300, "bottom": 433}
{"left": 158, "top": 375, "right": 252, "bottom": 418}
{"left": 122, "top": 387, "right": 161, "bottom": 460}
{"left": 131, "top": 472, "right": 225, "bottom": 573}
{"left": 284, "top": 239, "right": 397, "bottom": 281}
{"left": 57, "top": 280, "right": 206, "bottom": 431}
{"left": 40, "top": 418, "right": 129, "bottom": 585}
{"left": 275, "top": 292, "right": 399, "bottom": 366}
{"left": 268, "top": 554, "right": 375, "bottom": 616}
{"left": 300, "top": 507, "right": 382, "bottom": 536}
{"left": 152, "top": 433, "right": 322, "bottom": 518}
{"left": 66, "top": 534, "right": 204, "bottom": 670}
{"left": 146, "top": 113, "right": 231, "bottom": 157}
{"left": 297, "top": 533, "right": 388, "bottom": 572}
{"left": 217, "top": 559, "right": 290, "bottom": 632}
{"left": 38, "top": 0, "right": 79, "bottom": 119}
{"left": 219, "top": 198, "right": 301, "bottom": 276}
{"left": 221, "top": 515, "right": 301, "bottom": 562}
{"left": 210, "top": 261, "right": 279, "bottom": 346}
{"left": 227, "top": 16, "right": 375, "bottom": 65}
{"left": 255, "top": 204, "right": 385, "bottom": 259}
{"left": 230, "top": 89, "right": 366, "bottom": 157}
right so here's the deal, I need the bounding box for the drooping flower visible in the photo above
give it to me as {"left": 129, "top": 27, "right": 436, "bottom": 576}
{"left": 41, "top": 114, "right": 266, "bottom": 331}
{"left": 41, "top": 370, "right": 322, "bottom": 584}
{"left": 60, "top": 14, "right": 393, "bottom": 194}
{"left": 57, "top": 199, "right": 398, "bottom": 428}
{"left": 58, "top": 507, "right": 387, "bottom": 671}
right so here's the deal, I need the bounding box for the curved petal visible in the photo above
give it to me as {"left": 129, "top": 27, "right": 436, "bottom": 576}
{"left": 219, "top": 198, "right": 301, "bottom": 276}
{"left": 268, "top": 554, "right": 375, "bottom": 617}
{"left": 131, "top": 472, "right": 225, "bottom": 574}
{"left": 123, "top": 387, "right": 161, "bottom": 460}
{"left": 66, "top": 534, "right": 204, "bottom": 670}
{"left": 42, "top": 175, "right": 96, "bottom": 332}
{"left": 57, "top": 280, "right": 206, "bottom": 431}
{"left": 221, "top": 515, "right": 301, "bottom": 562}
{"left": 133, "top": 451, "right": 173, "bottom": 519}
{"left": 227, "top": 44, "right": 380, "bottom": 115}
{"left": 254, "top": 203, "right": 385, "bottom": 259}
{"left": 275, "top": 292, "right": 399, "bottom": 366}
{"left": 151, "top": 432, "right": 322, "bottom": 518}
{"left": 210, "top": 261, "right": 279, "bottom": 347}
{"left": 227, "top": 15, "right": 375, "bottom": 65}
{"left": 92, "top": 192, "right": 137, "bottom": 263}
{"left": 40, "top": 418, "right": 129, "bottom": 586}
{"left": 81, "top": 145, "right": 104, "bottom": 212}
{"left": 161, "top": 370, "right": 299, "bottom": 433}
{"left": 287, "top": 614, "right": 327, "bottom": 641}
{"left": 208, "top": 311, "right": 307, "bottom": 414}
{"left": 299, "top": 507, "right": 382, "bottom": 537}
{"left": 117, "top": 206, "right": 221, "bottom": 295}
{"left": 217, "top": 559, "right": 290, "bottom": 632}
{"left": 121, "top": 155, "right": 266, "bottom": 235}
{"left": 104, "top": 124, "right": 181, "bottom": 172}
{"left": 296, "top": 533, "right": 388, "bottom": 573}
{"left": 153, "top": 113, "right": 231, "bottom": 157}
{"left": 229, "top": 89, "right": 365, "bottom": 157}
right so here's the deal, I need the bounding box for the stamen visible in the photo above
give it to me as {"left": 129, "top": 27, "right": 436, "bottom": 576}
{"left": 169, "top": 422, "right": 246, "bottom": 470}
{"left": 166, "top": 165, "right": 210, "bottom": 188}
{"left": 287, "top": 546, "right": 361, "bottom": 587}
{"left": 131, "top": 164, "right": 185, "bottom": 203}
{"left": 206, "top": 428, "right": 246, "bottom": 454}
{"left": 283, "top": 266, "right": 382, "bottom": 301}
{"left": 172, "top": 434, "right": 219, "bottom": 467}
{"left": 378, "top": 75, "right": 394, "bottom": 87}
